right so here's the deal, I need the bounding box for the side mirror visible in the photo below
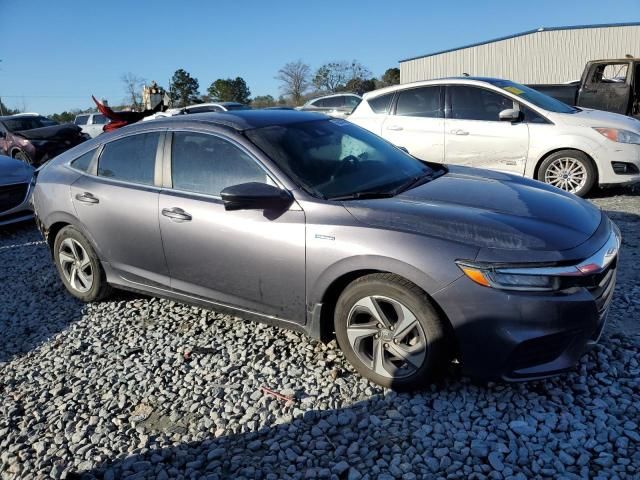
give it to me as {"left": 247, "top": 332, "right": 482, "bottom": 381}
{"left": 220, "top": 182, "right": 293, "bottom": 211}
{"left": 499, "top": 108, "right": 522, "bottom": 122}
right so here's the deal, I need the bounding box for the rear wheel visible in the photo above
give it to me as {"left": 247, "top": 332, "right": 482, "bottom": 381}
{"left": 53, "top": 226, "right": 112, "bottom": 302}
{"left": 13, "top": 150, "right": 33, "bottom": 165}
{"left": 537, "top": 150, "right": 596, "bottom": 197}
{"left": 334, "top": 273, "right": 449, "bottom": 391}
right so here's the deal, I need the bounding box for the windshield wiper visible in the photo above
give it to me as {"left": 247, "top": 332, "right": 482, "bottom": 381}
{"left": 392, "top": 170, "right": 440, "bottom": 195}
{"left": 327, "top": 191, "right": 396, "bottom": 201}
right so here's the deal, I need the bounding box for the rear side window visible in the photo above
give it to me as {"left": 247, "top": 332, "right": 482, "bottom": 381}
{"left": 70, "top": 149, "right": 96, "bottom": 172}
{"left": 75, "top": 115, "right": 89, "bottom": 125}
{"left": 171, "top": 132, "right": 271, "bottom": 196}
{"left": 98, "top": 133, "right": 160, "bottom": 185}
{"left": 367, "top": 93, "right": 394, "bottom": 114}
{"left": 345, "top": 96, "right": 361, "bottom": 108}
{"left": 93, "top": 114, "right": 107, "bottom": 125}
{"left": 396, "top": 87, "right": 442, "bottom": 118}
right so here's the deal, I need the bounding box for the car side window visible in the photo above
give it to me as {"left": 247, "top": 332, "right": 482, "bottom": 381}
{"left": 520, "top": 105, "right": 548, "bottom": 124}
{"left": 345, "top": 96, "right": 361, "bottom": 108}
{"left": 93, "top": 114, "right": 107, "bottom": 125}
{"left": 367, "top": 93, "right": 394, "bottom": 114}
{"left": 449, "top": 86, "right": 514, "bottom": 121}
{"left": 75, "top": 116, "right": 88, "bottom": 126}
{"left": 588, "top": 63, "right": 629, "bottom": 85}
{"left": 324, "top": 96, "right": 344, "bottom": 108}
{"left": 98, "top": 133, "right": 160, "bottom": 185}
{"left": 70, "top": 149, "right": 96, "bottom": 172}
{"left": 395, "top": 87, "right": 442, "bottom": 118}
{"left": 171, "top": 132, "right": 272, "bottom": 197}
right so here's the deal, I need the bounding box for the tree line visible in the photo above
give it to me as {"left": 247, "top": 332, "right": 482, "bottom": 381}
{"left": 40, "top": 61, "right": 400, "bottom": 121}
{"left": 156, "top": 61, "right": 399, "bottom": 109}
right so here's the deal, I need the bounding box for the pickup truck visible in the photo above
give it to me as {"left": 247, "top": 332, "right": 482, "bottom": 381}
{"left": 528, "top": 58, "right": 639, "bottom": 118}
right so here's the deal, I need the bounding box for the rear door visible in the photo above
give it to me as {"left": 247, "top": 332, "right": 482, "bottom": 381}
{"left": 158, "top": 130, "right": 306, "bottom": 322}
{"left": 70, "top": 131, "right": 170, "bottom": 288}
{"left": 578, "top": 62, "right": 632, "bottom": 114}
{"left": 444, "top": 85, "right": 528, "bottom": 175}
{"left": 380, "top": 86, "right": 445, "bottom": 163}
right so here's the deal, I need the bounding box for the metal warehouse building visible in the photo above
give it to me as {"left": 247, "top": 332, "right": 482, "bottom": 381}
{"left": 400, "top": 22, "right": 640, "bottom": 84}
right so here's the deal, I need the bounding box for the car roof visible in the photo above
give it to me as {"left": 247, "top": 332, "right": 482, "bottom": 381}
{"left": 362, "top": 77, "right": 511, "bottom": 99}
{"left": 127, "top": 109, "right": 329, "bottom": 133}
{"left": 0, "top": 113, "right": 43, "bottom": 120}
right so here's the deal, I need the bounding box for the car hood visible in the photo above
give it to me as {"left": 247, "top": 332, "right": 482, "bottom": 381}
{"left": 555, "top": 108, "right": 640, "bottom": 131}
{"left": 0, "top": 154, "right": 34, "bottom": 184}
{"left": 14, "top": 123, "right": 83, "bottom": 141}
{"left": 344, "top": 167, "right": 601, "bottom": 252}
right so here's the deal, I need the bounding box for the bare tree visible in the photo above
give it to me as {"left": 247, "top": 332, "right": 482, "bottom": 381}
{"left": 275, "top": 60, "right": 310, "bottom": 106}
{"left": 121, "top": 72, "right": 146, "bottom": 110}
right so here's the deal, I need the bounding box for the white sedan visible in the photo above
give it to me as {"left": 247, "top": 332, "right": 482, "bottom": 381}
{"left": 348, "top": 77, "right": 640, "bottom": 196}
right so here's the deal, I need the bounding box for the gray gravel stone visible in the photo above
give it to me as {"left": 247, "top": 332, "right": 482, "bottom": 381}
{"left": 0, "top": 190, "right": 639, "bottom": 479}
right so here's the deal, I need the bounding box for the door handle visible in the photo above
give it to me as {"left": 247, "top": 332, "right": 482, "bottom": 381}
{"left": 386, "top": 125, "right": 403, "bottom": 131}
{"left": 450, "top": 129, "right": 469, "bottom": 136}
{"left": 162, "top": 207, "right": 192, "bottom": 222}
{"left": 75, "top": 192, "right": 99, "bottom": 204}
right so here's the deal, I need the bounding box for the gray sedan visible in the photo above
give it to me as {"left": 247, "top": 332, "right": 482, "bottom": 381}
{"left": 0, "top": 154, "right": 34, "bottom": 226}
{"left": 32, "top": 110, "right": 619, "bottom": 390}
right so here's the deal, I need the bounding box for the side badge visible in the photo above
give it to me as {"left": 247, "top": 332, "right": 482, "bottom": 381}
{"left": 315, "top": 234, "right": 335, "bottom": 241}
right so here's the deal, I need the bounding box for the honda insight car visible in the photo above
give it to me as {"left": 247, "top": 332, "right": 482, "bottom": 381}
{"left": 32, "top": 110, "right": 620, "bottom": 390}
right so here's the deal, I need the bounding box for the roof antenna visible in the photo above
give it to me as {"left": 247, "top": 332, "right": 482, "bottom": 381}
{"left": 462, "top": 72, "right": 470, "bottom": 77}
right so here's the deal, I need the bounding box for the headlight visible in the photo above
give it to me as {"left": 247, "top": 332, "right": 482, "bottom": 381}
{"left": 593, "top": 127, "right": 640, "bottom": 144}
{"left": 456, "top": 262, "right": 559, "bottom": 291}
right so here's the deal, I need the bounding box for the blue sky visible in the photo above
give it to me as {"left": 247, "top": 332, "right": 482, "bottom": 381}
{"left": 1, "top": 0, "right": 638, "bottom": 114}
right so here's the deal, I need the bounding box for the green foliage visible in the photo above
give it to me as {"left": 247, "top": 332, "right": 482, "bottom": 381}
{"left": 251, "top": 95, "right": 276, "bottom": 108}
{"left": 207, "top": 77, "right": 251, "bottom": 104}
{"left": 343, "top": 78, "right": 377, "bottom": 96}
{"left": 381, "top": 68, "right": 400, "bottom": 86}
{"left": 169, "top": 69, "right": 200, "bottom": 108}
{"left": 49, "top": 111, "right": 77, "bottom": 123}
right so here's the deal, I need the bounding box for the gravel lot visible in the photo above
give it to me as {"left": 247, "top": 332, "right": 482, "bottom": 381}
{"left": 1, "top": 187, "right": 638, "bottom": 480}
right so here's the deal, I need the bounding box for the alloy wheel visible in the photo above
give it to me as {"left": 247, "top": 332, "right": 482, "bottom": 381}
{"left": 544, "top": 157, "right": 587, "bottom": 193}
{"left": 346, "top": 295, "right": 427, "bottom": 379}
{"left": 58, "top": 238, "right": 93, "bottom": 293}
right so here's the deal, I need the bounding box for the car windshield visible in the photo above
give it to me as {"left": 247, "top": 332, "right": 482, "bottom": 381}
{"left": 487, "top": 79, "right": 578, "bottom": 114}
{"left": 3, "top": 116, "right": 58, "bottom": 131}
{"left": 245, "top": 119, "right": 435, "bottom": 199}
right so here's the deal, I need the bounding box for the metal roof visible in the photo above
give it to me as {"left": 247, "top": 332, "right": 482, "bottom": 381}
{"left": 399, "top": 22, "right": 640, "bottom": 63}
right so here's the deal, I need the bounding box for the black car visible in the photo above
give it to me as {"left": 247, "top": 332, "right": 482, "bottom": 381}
{"left": 0, "top": 114, "right": 88, "bottom": 166}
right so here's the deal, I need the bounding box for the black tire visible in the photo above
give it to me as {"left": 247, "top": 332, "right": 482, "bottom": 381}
{"left": 13, "top": 150, "right": 33, "bottom": 165}
{"left": 53, "top": 225, "right": 112, "bottom": 302}
{"left": 334, "top": 273, "right": 449, "bottom": 391}
{"left": 537, "top": 150, "right": 596, "bottom": 197}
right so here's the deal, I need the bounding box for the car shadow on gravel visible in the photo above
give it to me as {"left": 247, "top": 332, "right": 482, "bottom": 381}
{"left": 0, "top": 221, "right": 153, "bottom": 365}
{"left": 67, "top": 330, "right": 639, "bottom": 480}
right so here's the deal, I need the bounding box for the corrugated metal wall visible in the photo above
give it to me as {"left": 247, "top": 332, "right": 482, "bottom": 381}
{"left": 400, "top": 25, "right": 640, "bottom": 84}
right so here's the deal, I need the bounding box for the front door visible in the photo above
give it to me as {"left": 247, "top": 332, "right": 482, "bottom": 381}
{"left": 158, "top": 131, "right": 306, "bottom": 322}
{"left": 578, "top": 62, "right": 632, "bottom": 115}
{"left": 70, "top": 131, "right": 170, "bottom": 288}
{"left": 444, "top": 85, "right": 529, "bottom": 175}
{"left": 380, "top": 86, "right": 445, "bottom": 163}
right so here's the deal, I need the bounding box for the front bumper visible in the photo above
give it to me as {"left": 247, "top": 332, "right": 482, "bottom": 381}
{"left": 433, "top": 229, "right": 619, "bottom": 381}
{"left": 594, "top": 141, "right": 640, "bottom": 186}
{"left": 0, "top": 181, "right": 34, "bottom": 226}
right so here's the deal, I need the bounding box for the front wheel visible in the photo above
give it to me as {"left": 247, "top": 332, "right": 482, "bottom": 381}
{"left": 334, "top": 273, "right": 450, "bottom": 391}
{"left": 537, "top": 150, "right": 596, "bottom": 197}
